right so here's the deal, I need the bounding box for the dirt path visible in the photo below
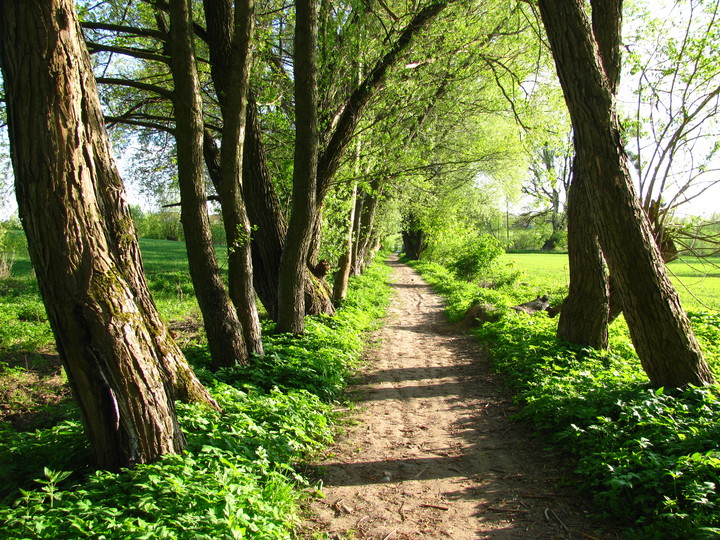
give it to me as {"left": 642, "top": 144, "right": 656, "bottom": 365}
{"left": 303, "top": 259, "right": 613, "bottom": 539}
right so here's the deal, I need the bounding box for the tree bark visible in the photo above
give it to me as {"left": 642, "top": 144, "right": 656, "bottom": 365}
{"left": 539, "top": 0, "right": 714, "bottom": 387}
{"left": 166, "top": 0, "right": 249, "bottom": 368}
{"left": 556, "top": 0, "right": 621, "bottom": 350}
{"left": 333, "top": 181, "right": 358, "bottom": 302}
{"left": 239, "top": 102, "right": 287, "bottom": 319}
{"left": 0, "top": 0, "right": 214, "bottom": 470}
{"left": 276, "top": 0, "right": 320, "bottom": 334}
{"left": 557, "top": 169, "right": 609, "bottom": 349}
{"left": 204, "top": 0, "right": 263, "bottom": 355}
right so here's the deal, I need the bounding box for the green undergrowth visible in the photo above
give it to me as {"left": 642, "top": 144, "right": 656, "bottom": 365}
{"left": 0, "top": 261, "right": 391, "bottom": 539}
{"left": 410, "top": 258, "right": 720, "bottom": 538}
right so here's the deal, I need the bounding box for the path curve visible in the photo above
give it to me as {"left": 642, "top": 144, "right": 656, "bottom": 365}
{"left": 304, "top": 259, "right": 612, "bottom": 539}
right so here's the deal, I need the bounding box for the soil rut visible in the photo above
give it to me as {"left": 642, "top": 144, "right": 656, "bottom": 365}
{"left": 304, "top": 259, "right": 612, "bottom": 539}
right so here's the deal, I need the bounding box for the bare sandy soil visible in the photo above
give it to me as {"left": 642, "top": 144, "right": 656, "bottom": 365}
{"left": 302, "top": 259, "right": 617, "bottom": 539}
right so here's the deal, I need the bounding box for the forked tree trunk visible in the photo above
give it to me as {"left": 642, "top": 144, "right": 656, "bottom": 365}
{"left": 556, "top": 0, "right": 620, "bottom": 350}
{"left": 539, "top": 0, "right": 714, "bottom": 388}
{"left": 166, "top": 0, "right": 249, "bottom": 368}
{"left": 0, "top": 0, "right": 215, "bottom": 470}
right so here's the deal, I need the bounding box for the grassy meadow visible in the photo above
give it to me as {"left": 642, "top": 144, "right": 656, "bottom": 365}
{"left": 505, "top": 252, "right": 720, "bottom": 312}
{"left": 0, "top": 234, "right": 211, "bottom": 354}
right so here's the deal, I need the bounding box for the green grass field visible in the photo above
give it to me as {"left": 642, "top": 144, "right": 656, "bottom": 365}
{"left": 0, "top": 234, "right": 223, "bottom": 351}
{"left": 505, "top": 252, "right": 720, "bottom": 312}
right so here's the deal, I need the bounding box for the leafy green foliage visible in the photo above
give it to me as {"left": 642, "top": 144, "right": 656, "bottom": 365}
{"left": 0, "top": 240, "right": 392, "bottom": 539}
{"left": 408, "top": 260, "right": 514, "bottom": 322}
{"left": 413, "top": 256, "right": 720, "bottom": 537}
{"left": 445, "top": 234, "right": 504, "bottom": 282}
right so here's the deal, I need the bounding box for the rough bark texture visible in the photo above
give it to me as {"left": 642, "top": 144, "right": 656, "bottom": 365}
{"left": 539, "top": 0, "right": 714, "bottom": 387}
{"left": 167, "top": 0, "right": 248, "bottom": 368}
{"left": 557, "top": 171, "right": 609, "bottom": 349}
{"left": 239, "top": 102, "right": 287, "bottom": 318}
{"left": 204, "top": 0, "right": 263, "bottom": 355}
{"left": 0, "top": 0, "right": 211, "bottom": 470}
{"left": 556, "top": 0, "right": 621, "bottom": 350}
{"left": 590, "top": 0, "right": 622, "bottom": 95}
{"left": 276, "top": 0, "right": 320, "bottom": 334}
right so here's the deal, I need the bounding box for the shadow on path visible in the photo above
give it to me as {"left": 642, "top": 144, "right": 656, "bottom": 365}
{"left": 304, "top": 259, "right": 617, "bottom": 539}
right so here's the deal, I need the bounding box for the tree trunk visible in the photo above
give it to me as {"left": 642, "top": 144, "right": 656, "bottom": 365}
{"left": 166, "top": 0, "right": 249, "bottom": 368}
{"left": 557, "top": 169, "right": 609, "bottom": 349}
{"left": 539, "top": 0, "right": 714, "bottom": 388}
{"left": 238, "top": 101, "right": 287, "bottom": 318}
{"left": 207, "top": 101, "right": 335, "bottom": 320}
{"left": 350, "top": 193, "right": 365, "bottom": 274}
{"left": 556, "top": 0, "right": 620, "bottom": 350}
{"left": 276, "top": 0, "right": 320, "bottom": 334}
{"left": 355, "top": 179, "right": 382, "bottom": 273}
{"left": 333, "top": 182, "right": 358, "bottom": 302}
{"left": 204, "top": 0, "right": 263, "bottom": 355}
{"left": 402, "top": 229, "right": 427, "bottom": 261}
{"left": 0, "top": 0, "right": 215, "bottom": 470}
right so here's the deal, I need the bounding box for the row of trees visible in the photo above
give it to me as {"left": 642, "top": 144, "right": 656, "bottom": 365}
{"left": 1, "top": 0, "right": 717, "bottom": 471}
{"left": 0, "top": 0, "right": 535, "bottom": 469}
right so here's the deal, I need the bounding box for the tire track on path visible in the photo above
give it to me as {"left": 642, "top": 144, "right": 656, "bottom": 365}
{"left": 303, "top": 258, "right": 613, "bottom": 539}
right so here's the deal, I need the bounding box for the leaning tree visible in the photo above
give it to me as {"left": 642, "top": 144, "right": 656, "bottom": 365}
{"left": 538, "top": 0, "right": 714, "bottom": 387}
{"left": 0, "top": 0, "right": 216, "bottom": 470}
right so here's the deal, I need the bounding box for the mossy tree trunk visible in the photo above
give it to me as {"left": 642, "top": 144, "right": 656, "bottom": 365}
{"left": 0, "top": 0, "right": 216, "bottom": 471}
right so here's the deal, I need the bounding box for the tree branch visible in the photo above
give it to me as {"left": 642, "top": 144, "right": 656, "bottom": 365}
{"left": 96, "top": 77, "right": 174, "bottom": 99}
{"left": 81, "top": 21, "right": 165, "bottom": 40}
{"left": 317, "top": 0, "right": 449, "bottom": 198}
{"left": 86, "top": 41, "right": 170, "bottom": 64}
{"left": 104, "top": 115, "right": 175, "bottom": 134}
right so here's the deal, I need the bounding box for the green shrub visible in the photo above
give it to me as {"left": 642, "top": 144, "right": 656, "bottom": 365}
{"left": 445, "top": 234, "right": 504, "bottom": 281}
